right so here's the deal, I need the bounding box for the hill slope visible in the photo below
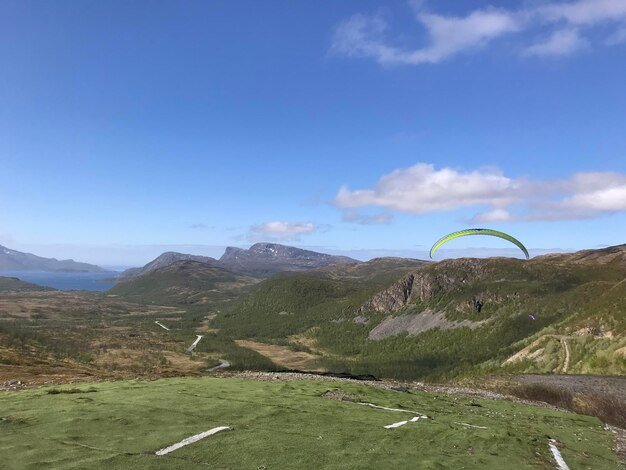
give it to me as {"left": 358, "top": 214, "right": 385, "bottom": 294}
{"left": 213, "top": 257, "right": 429, "bottom": 338}
{"left": 214, "top": 245, "right": 626, "bottom": 380}
{"left": 0, "top": 376, "right": 618, "bottom": 469}
{"left": 0, "top": 276, "right": 53, "bottom": 292}
{"left": 116, "top": 252, "right": 219, "bottom": 280}
{"left": 109, "top": 260, "right": 260, "bottom": 306}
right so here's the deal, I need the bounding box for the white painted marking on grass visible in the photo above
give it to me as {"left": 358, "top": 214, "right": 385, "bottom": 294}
{"left": 454, "top": 422, "right": 488, "bottom": 429}
{"left": 383, "top": 416, "right": 422, "bottom": 429}
{"left": 549, "top": 439, "right": 570, "bottom": 470}
{"left": 155, "top": 426, "right": 230, "bottom": 456}
{"left": 384, "top": 420, "right": 409, "bottom": 429}
{"left": 359, "top": 402, "right": 428, "bottom": 418}
{"left": 187, "top": 335, "right": 204, "bottom": 352}
{"left": 155, "top": 321, "right": 170, "bottom": 331}
{"left": 207, "top": 359, "right": 230, "bottom": 372}
{"left": 357, "top": 402, "right": 427, "bottom": 429}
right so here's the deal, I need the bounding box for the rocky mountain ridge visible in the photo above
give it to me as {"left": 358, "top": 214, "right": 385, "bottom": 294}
{"left": 358, "top": 244, "right": 626, "bottom": 314}
{"left": 118, "top": 243, "right": 360, "bottom": 281}
{"left": 218, "top": 243, "right": 358, "bottom": 276}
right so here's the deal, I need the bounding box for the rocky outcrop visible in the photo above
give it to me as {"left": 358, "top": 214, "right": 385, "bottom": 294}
{"left": 358, "top": 258, "right": 491, "bottom": 314}
{"left": 359, "top": 274, "right": 415, "bottom": 313}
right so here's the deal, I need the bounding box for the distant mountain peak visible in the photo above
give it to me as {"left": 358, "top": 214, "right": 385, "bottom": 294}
{"left": 219, "top": 242, "right": 359, "bottom": 276}
{"left": 116, "top": 251, "right": 219, "bottom": 279}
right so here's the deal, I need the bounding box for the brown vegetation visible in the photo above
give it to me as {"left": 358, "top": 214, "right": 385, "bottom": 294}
{"left": 235, "top": 340, "right": 325, "bottom": 371}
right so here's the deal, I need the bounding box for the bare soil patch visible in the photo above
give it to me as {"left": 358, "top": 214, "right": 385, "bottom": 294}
{"left": 235, "top": 340, "right": 325, "bottom": 371}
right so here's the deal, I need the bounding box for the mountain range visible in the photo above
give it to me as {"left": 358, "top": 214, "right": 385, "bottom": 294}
{"left": 2, "top": 240, "right": 625, "bottom": 383}
{"left": 116, "top": 242, "right": 358, "bottom": 280}
{"left": 0, "top": 245, "right": 109, "bottom": 273}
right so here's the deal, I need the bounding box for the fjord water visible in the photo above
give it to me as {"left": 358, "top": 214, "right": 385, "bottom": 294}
{"left": 0, "top": 271, "right": 118, "bottom": 291}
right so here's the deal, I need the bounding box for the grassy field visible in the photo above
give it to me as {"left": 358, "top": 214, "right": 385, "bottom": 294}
{"left": 0, "top": 376, "right": 619, "bottom": 469}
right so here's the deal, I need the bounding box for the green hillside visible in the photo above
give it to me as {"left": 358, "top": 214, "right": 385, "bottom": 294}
{"left": 108, "top": 260, "right": 260, "bottom": 307}
{"left": 0, "top": 376, "right": 619, "bottom": 469}
{"left": 212, "top": 246, "right": 626, "bottom": 380}
{"left": 213, "top": 257, "right": 428, "bottom": 338}
{"left": 0, "top": 276, "right": 52, "bottom": 292}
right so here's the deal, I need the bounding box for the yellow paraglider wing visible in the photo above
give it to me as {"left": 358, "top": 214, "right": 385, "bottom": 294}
{"left": 429, "top": 228, "right": 529, "bottom": 259}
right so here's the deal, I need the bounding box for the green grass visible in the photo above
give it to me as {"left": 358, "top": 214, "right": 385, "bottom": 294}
{"left": 0, "top": 276, "right": 52, "bottom": 292}
{"left": 0, "top": 377, "right": 619, "bottom": 469}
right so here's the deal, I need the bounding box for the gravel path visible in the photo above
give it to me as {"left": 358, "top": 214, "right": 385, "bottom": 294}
{"left": 560, "top": 338, "right": 571, "bottom": 373}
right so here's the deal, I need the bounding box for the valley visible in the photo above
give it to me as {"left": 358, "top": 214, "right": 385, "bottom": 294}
{"left": 1, "top": 242, "right": 625, "bottom": 467}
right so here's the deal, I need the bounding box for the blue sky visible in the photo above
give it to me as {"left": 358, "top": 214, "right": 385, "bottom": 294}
{"left": 1, "top": 0, "right": 626, "bottom": 267}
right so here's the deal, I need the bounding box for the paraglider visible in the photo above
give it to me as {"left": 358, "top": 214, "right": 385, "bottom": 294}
{"left": 528, "top": 314, "right": 536, "bottom": 321}
{"left": 429, "top": 228, "right": 529, "bottom": 260}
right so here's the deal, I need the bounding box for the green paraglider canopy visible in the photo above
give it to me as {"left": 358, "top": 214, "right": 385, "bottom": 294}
{"left": 429, "top": 228, "right": 529, "bottom": 259}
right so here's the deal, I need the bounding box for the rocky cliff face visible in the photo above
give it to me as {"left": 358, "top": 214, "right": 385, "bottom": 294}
{"left": 358, "top": 245, "right": 626, "bottom": 315}
{"left": 358, "top": 258, "right": 494, "bottom": 313}
{"left": 358, "top": 274, "right": 415, "bottom": 313}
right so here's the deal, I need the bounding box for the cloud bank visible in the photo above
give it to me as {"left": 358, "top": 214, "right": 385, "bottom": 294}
{"left": 335, "top": 163, "right": 626, "bottom": 222}
{"left": 239, "top": 221, "right": 328, "bottom": 242}
{"left": 332, "top": 0, "right": 626, "bottom": 65}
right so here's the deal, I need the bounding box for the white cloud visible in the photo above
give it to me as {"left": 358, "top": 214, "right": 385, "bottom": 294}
{"left": 332, "top": 0, "right": 626, "bottom": 66}
{"left": 332, "top": 8, "right": 520, "bottom": 65}
{"left": 335, "top": 163, "right": 520, "bottom": 213}
{"left": 528, "top": 174, "right": 626, "bottom": 220}
{"left": 537, "top": 0, "right": 626, "bottom": 26}
{"left": 523, "top": 28, "right": 588, "bottom": 57}
{"left": 240, "top": 221, "right": 331, "bottom": 242}
{"left": 250, "top": 221, "right": 318, "bottom": 237}
{"left": 342, "top": 210, "right": 394, "bottom": 225}
{"left": 336, "top": 164, "right": 626, "bottom": 222}
{"left": 470, "top": 208, "right": 513, "bottom": 224}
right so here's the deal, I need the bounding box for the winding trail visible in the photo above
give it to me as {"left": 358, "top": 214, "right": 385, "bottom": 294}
{"left": 504, "top": 334, "right": 574, "bottom": 373}
{"left": 560, "top": 338, "right": 571, "bottom": 374}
